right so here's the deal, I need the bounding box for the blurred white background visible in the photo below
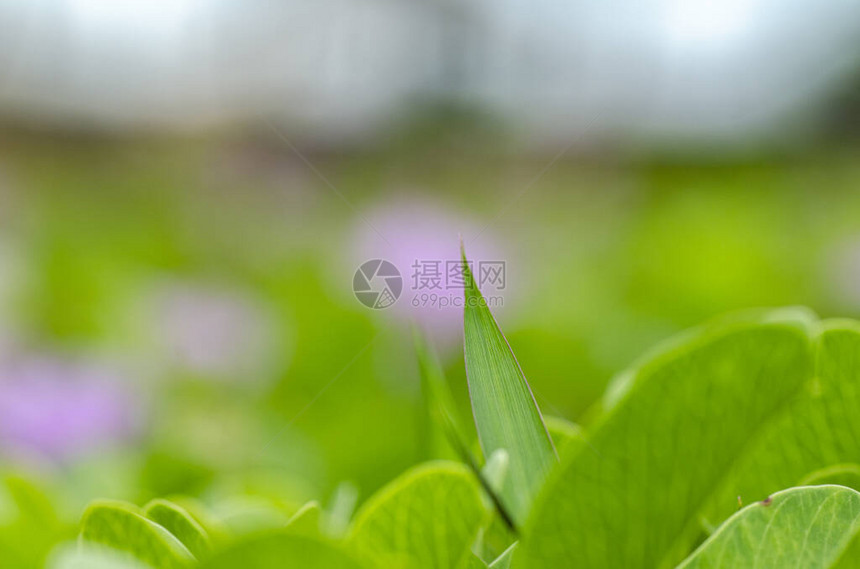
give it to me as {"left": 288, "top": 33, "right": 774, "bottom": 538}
{"left": 1, "top": 0, "right": 859, "bottom": 145}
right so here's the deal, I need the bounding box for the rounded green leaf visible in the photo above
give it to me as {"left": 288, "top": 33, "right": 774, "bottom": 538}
{"left": 678, "top": 485, "right": 860, "bottom": 569}
{"left": 349, "top": 461, "right": 486, "bottom": 569}
{"left": 79, "top": 501, "right": 194, "bottom": 569}
{"left": 143, "top": 499, "right": 211, "bottom": 560}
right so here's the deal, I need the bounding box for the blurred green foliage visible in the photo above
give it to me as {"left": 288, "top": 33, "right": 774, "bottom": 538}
{"left": 1, "top": 130, "right": 860, "bottom": 564}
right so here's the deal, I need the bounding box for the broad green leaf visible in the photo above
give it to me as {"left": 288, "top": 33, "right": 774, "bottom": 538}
{"left": 461, "top": 245, "right": 556, "bottom": 526}
{"left": 143, "top": 499, "right": 210, "bottom": 559}
{"left": 285, "top": 501, "right": 322, "bottom": 538}
{"left": 200, "top": 532, "right": 365, "bottom": 569}
{"left": 520, "top": 312, "right": 815, "bottom": 568}
{"left": 348, "top": 461, "right": 486, "bottom": 569}
{"left": 702, "top": 322, "right": 860, "bottom": 527}
{"left": 678, "top": 485, "right": 860, "bottom": 569}
{"left": 79, "top": 501, "right": 194, "bottom": 569}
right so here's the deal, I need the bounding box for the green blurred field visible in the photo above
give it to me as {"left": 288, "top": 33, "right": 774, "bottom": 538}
{"left": 1, "top": 129, "right": 860, "bottom": 565}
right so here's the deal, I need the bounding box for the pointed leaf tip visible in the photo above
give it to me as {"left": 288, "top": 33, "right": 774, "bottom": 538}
{"left": 461, "top": 245, "right": 556, "bottom": 527}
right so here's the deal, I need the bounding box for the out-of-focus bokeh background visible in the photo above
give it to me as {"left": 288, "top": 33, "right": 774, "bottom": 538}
{"left": 1, "top": 0, "right": 860, "bottom": 564}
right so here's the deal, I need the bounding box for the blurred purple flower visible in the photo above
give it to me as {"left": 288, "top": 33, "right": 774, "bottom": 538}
{"left": 154, "top": 283, "right": 279, "bottom": 381}
{"left": 0, "top": 355, "right": 139, "bottom": 461}
{"left": 350, "top": 195, "right": 515, "bottom": 349}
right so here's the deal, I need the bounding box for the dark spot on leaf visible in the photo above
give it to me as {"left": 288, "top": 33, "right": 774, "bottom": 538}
{"left": 761, "top": 496, "right": 773, "bottom": 506}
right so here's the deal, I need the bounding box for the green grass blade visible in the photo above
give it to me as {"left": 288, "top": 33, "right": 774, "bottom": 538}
{"left": 678, "top": 485, "right": 860, "bottom": 569}
{"left": 416, "top": 324, "right": 518, "bottom": 532}
{"left": 461, "top": 244, "right": 557, "bottom": 526}
{"left": 414, "top": 327, "right": 470, "bottom": 461}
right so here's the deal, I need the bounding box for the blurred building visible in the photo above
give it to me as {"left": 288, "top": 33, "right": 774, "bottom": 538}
{"left": 0, "top": 0, "right": 859, "bottom": 147}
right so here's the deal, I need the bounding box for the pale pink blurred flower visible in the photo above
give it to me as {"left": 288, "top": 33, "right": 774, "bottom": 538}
{"left": 153, "top": 282, "right": 280, "bottom": 382}
{"left": 350, "top": 195, "right": 515, "bottom": 350}
{"left": 0, "top": 354, "right": 139, "bottom": 461}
